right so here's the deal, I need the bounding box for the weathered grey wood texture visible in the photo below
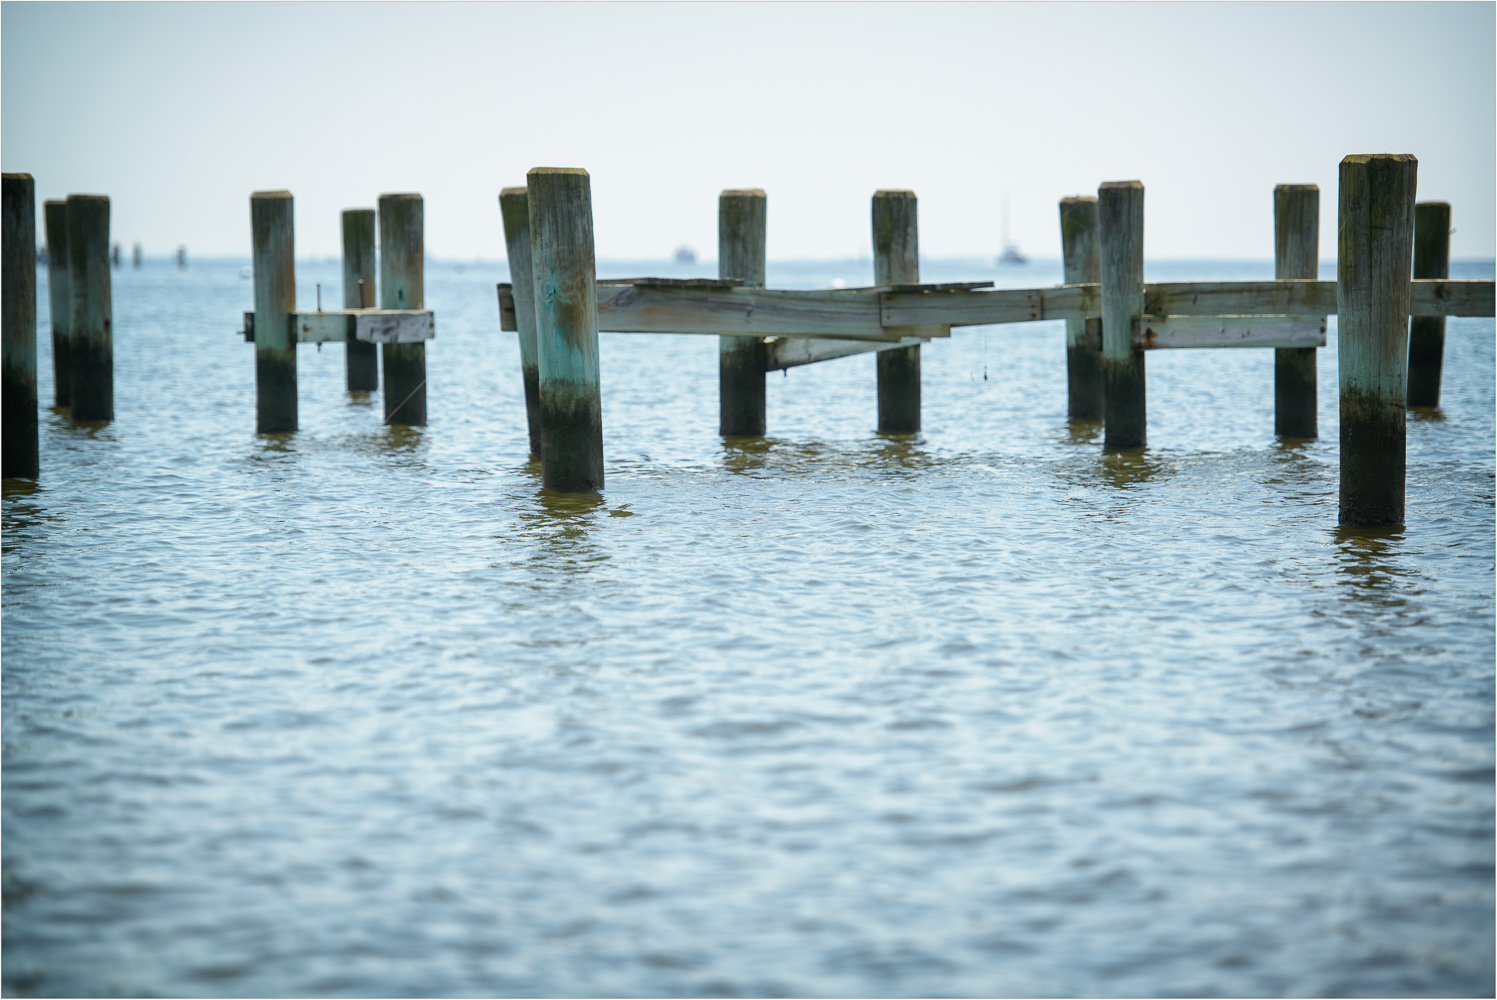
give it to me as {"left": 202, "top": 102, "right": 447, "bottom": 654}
{"left": 251, "top": 191, "right": 295, "bottom": 433}
{"left": 500, "top": 187, "right": 542, "bottom": 458}
{"left": 380, "top": 194, "right": 426, "bottom": 425}
{"left": 43, "top": 200, "right": 71, "bottom": 408}
{"left": 1406, "top": 202, "right": 1451, "bottom": 407}
{"left": 719, "top": 189, "right": 768, "bottom": 436}
{"left": 529, "top": 167, "right": 604, "bottom": 492}
{"left": 3, "top": 173, "right": 38, "bottom": 478}
{"left": 1274, "top": 184, "right": 1319, "bottom": 437}
{"left": 1060, "top": 196, "right": 1103, "bottom": 420}
{"left": 1099, "top": 181, "right": 1145, "bottom": 449}
{"left": 1338, "top": 153, "right": 1417, "bottom": 526}
{"left": 342, "top": 209, "right": 378, "bottom": 392}
{"left": 1134, "top": 316, "right": 1325, "bottom": 350}
{"left": 873, "top": 190, "right": 920, "bottom": 432}
{"left": 67, "top": 194, "right": 113, "bottom": 423}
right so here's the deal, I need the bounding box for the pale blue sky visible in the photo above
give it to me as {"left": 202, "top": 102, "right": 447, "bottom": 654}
{"left": 3, "top": 1, "right": 1493, "bottom": 261}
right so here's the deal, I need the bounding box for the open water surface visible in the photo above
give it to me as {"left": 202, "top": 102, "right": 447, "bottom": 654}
{"left": 3, "top": 253, "right": 1494, "bottom": 997}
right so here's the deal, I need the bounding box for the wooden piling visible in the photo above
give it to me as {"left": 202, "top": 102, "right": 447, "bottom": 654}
{"left": 1406, "top": 201, "right": 1451, "bottom": 407}
{"left": 341, "top": 209, "right": 378, "bottom": 392}
{"left": 176, "top": 246, "right": 186, "bottom": 270}
{"left": 1098, "top": 181, "right": 1146, "bottom": 449}
{"left": 43, "top": 200, "right": 71, "bottom": 408}
{"left": 527, "top": 167, "right": 603, "bottom": 492}
{"left": 499, "top": 187, "right": 542, "bottom": 458}
{"left": 1274, "top": 184, "right": 1319, "bottom": 438}
{"left": 1338, "top": 154, "right": 1417, "bottom": 527}
{"left": 251, "top": 191, "right": 296, "bottom": 433}
{"left": 873, "top": 190, "right": 919, "bottom": 433}
{"left": 66, "top": 194, "right": 113, "bottom": 423}
{"left": 719, "top": 188, "right": 767, "bottom": 436}
{"left": 1059, "top": 196, "right": 1102, "bottom": 420}
{"left": 3, "top": 173, "right": 38, "bottom": 479}
{"left": 132, "top": 242, "right": 142, "bottom": 269}
{"left": 379, "top": 193, "right": 426, "bottom": 425}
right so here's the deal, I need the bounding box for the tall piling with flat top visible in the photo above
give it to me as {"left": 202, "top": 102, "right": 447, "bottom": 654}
{"left": 1098, "top": 181, "right": 1146, "bottom": 449}
{"left": 873, "top": 190, "right": 919, "bottom": 433}
{"left": 1406, "top": 201, "right": 1451, "bottom": 407}
{"left": 380, "top": 194, "right": 426, "bottom": 425}
{"left": 1060, "top": 196, "right": 1102, "bottom": 420}
{"left": 43, "top": 200, "right": 72, "bottom": 408}
{"left": 499, "top": 187, "right": 542, "bottom": 458}
{"left": 67, "top": 194, "right": 113, "bottom": 423}
{"left": 3, "top": 174, "right": 38, "bottom": 478}
{"left": 341, "top": 208, "right": 378, "bottom": 392}
{"left": 527, "top": 167, "right": 603, "bottom": 492}
{"left": 251, "top": 191, "right": 295, "bottom": 433}
{"left": 719, "top": 189, "right": 767, "bottom": 436}
{"left": 1338, "top": 154, "right": 1417, "bottom": 527}
{"left": 1274, "top": 184, "right": 1319, "bottom": 438}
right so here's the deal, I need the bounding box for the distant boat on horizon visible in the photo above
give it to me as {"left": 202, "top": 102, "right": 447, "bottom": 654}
{"left": 996, "top": 191, "right": 1028, "bottom": 265}
{"left": 673, "top": 245, "right": 696, "bottom": 265}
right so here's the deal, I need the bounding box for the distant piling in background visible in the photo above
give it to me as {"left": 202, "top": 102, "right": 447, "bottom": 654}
{"left": 1098, "top": 181, "right": 1146, "bottom": 449}
{"left": 379, "top": 194, "right": 426, "bottom": 426}
{"left": 66, "top": 194, "right": 113, "bottom": 423}
{"left": 873, "top": 189, "right": 919, "bottom": 433}
{"left": 3, "top": 173, "right": 39, "bottom": 479}
{"left": 251, "top": 191, "right": 296, "bottom": 433}
{"left": 1406, "top": 202, "right": 1451, "bottom": 407}
{"left": 341, "top": 209, "right": 378, "bottom": 393}
{"left": 43, "top": 200, "right": 72, "bottom": 408}
{"left": 177, "top": 246, "right": 187, "bottom": 270}
{"left": 499, "top": 187, "right": 542, "bottom": 458}
{"left": 527, "top": 167, "right": 603, "bottom": 492}
{"left": 719, "top": 188, "right": 767, "bottom": 437}
{"left": 1059, "top": 196, "right": 1102, "bottom": 421}
{"left": 132, "top": 242, "right": 142, "bottom": 269}
{"left": 1338, "top": 154, "right": 1417, "bottom": 527}
{"left": 1274, "top": 184, "right": 1319, "bottom": 438}
{"left": 109, "top": 242, "right": 120, "bottom": 268}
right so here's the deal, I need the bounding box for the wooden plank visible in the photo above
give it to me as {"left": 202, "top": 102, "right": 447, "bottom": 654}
{"left": 1410, "top": 278, "right": 1491, "bottom": 317}
{"left": 292, "top": 311, "right": 353, "bottom": 344}
{"left": 1145, "top": 280, "right": 1338, "bottom": 317}
{"left": 598, "top": 276, "right": 744, "bottom": 288}
{"left": 879, "top": 284, "right": 1097, "bottom": 326}
{"left": 355, "top": 309, "right": 433, "bottom": 344}
{"left": 766, "top": 334, "right": 933, "bottom": 371}
{"left": 497, "top": 283, "right": 517, "bottom": 331}
{"left": 1133, "top": 315, "right": 1326, "bottom": 350}
{"left": 595, "top": 284, "right": 897, "bottom": 340}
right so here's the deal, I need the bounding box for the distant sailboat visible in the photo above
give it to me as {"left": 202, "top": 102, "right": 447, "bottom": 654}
{"left": 997, "top": 192, "right": 1028, "bottom": 265}
{"left": 674, "top": 245, "right": 697, "bottom": 265}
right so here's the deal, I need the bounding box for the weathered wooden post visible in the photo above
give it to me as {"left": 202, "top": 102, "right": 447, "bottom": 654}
{"left": 1059, "top": 196, "right": 1102, "bottom": 420}
{"left": 527, "top": 167, "right": 603, "bottom": 492}
{"left": 1406, "top": 201, "right": 1451, "bottom": 407}
{"left": 1274, "top": 184, "right": 1319, "bottom": 438}
{"left": 251, "top": 190, "right": 296, "bottom": 433}
{"left": 719, "top": 188, "right": 767, "bottom": 436}
{"left": 1338, "top": 154, "right": 1417, "bottom": 527}
{"left": 176, "top": 246, "right": 186, "bottom": 270}
{"left": 43, "top": 200, "right": 71, "bottom": 408}
{"left": 132, "top": 242, "right": 142, "bottom": 269}
{"left": 66, "top": 194, "right": 113, "bottom": 423}
{"left": 3, "top": 173, "right": 38, "bottom": 479}
{"left": 499, "top": 187, "right": 542, "bottom": 458}
{"left": 341, "top": 208, "right": 378, "bottom": 392}
{"left": 1098, "top": 181, "right": 1146, "bottom": 449}
{"left": 379, "top": 193, "right": 426, "bottom": 425}
{"left": 873, "top": 190, "right": 919, "bottom": 433}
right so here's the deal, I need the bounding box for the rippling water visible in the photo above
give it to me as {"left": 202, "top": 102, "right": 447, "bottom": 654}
{"left": 4, "top": 254, "right": 1493, "bottom": 997}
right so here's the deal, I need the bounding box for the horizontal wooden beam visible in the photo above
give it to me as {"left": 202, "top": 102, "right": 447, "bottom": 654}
{"left": 765, "top": 333, "right": 941, "bottom": 371}
{"left": 879, "top": 284, "right": 1098, "bottom": 326}
{"left": 242, "top": 309, "right": 435, "bottom": 344}
{"left": 1133, "top": 315, "right": 1327, "bottom": 349}
{"left": 1144, "top": 280, "right": 1336, "bottom": 317}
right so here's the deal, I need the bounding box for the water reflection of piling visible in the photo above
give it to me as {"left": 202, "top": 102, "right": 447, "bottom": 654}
{"left": 874, "top": 189, "right": 920, "bottom": 434}
{"left": 1407, "top": 202, "right": 1451, "bottom": 408}
{"left": 1338, "top": 155, "right": 1416, "bottom": 527}
{"left": 341, "top": 209, "right": 378, "bottom": 393}
{"left": 2, "top": 173, "right": 39, "bottom": 479}
{"left": 719, "top": 188, "right": 768, "bottom": 436}
{"left": 1274, "top": 184, "right": 1318, "bottom": 438}
{"left": 66, "top": 194, "right": 113, "bottom": 423}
